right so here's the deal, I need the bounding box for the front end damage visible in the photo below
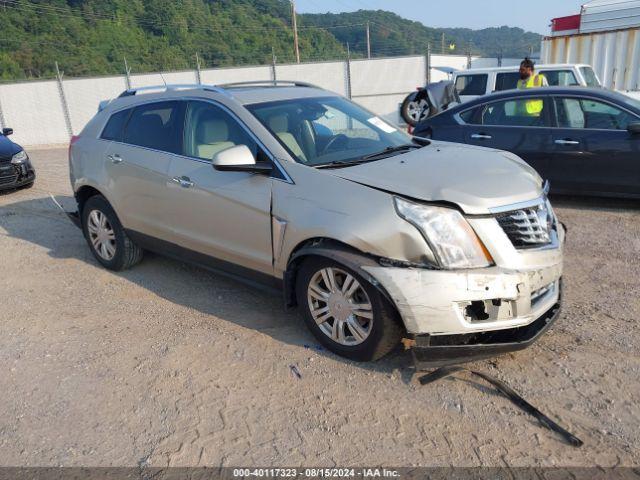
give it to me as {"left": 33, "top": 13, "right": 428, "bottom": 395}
{"left": 361, "top": 218, "right": 565, "bottom": 366}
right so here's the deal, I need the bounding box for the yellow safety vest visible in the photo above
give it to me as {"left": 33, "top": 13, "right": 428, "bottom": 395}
{"left": 516, "top": 74, "right": 545, "bottom": 116}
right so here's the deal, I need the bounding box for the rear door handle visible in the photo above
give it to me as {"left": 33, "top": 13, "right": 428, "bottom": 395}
{"left": 471, "top": 133, "right": 492, "bottom": 140}
{"left": 107, "top": 154, "right": 123, "bottom": 164}
{"left": 555, "top": 139, "right": 580, "bottom": 145}
{"left": 172, "top": 176, "right": 194, "bottom": 188}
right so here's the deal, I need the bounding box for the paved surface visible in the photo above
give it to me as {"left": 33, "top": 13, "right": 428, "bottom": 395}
{"left": 0, "top": 148, "right": 638, "bottom": 467}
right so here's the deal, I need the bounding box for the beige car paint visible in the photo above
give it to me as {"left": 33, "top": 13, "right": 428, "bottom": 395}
{"left": 70, "top": 84, "right": 565, "bottom": 337}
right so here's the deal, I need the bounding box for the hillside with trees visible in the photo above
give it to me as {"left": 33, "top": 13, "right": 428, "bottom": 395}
{"left": 0, "top": 0, "right": 541, "bottom": 82}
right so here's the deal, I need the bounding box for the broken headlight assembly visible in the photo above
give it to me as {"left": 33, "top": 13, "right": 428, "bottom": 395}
{"left": 11, "top": 150, "right": 28, "bottom": 165}
{"left": 394, "top": 197, "right": 493, "bottom": 269}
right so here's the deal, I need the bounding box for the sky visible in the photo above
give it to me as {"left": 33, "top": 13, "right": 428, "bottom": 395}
{"left": 295, "top": 0, "right": 586, "bottom": 34}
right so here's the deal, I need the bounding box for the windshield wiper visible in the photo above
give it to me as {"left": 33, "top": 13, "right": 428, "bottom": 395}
{"left": 360, "top": 144, "right": 422, "bottom": 161}
{"left": 314, "top": 144, "right": 424, "bottom": 169}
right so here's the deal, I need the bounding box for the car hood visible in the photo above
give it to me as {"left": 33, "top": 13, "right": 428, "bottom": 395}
{"left": 327, "top": 141, "right": 544, "bottom": 215}
{"left": 0, "top": 135, "right": 22, "bottom": 159}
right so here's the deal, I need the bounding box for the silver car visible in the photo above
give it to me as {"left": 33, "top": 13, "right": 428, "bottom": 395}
{"left": 69, "top": 81, "right": 565, "bottom": 364}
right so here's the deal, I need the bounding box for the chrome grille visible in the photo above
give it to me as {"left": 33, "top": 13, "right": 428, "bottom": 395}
{"left": 496, "top": 201, "right": 554, "bottom": 249}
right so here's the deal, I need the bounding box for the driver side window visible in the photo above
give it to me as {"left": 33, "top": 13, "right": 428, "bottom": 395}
{"left": 183, "top": 101, "right": 259, "bottom": 161}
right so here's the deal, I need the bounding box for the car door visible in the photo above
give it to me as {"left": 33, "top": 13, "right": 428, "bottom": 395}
{"left": 461, "top": 96, "right": 553, "bottom": 177}
{"left": 166, "top": 100, "right": 274, "bottom": 276}
{"left": 550, "top": 95, "right": 640, "bottom": 195}
{"left": 102, "top": 100, "right": 184, "bottom": 241}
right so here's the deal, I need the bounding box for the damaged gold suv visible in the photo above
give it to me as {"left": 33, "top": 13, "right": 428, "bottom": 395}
{"left": 69, "top": 81, "right": 564, "bottom": 364}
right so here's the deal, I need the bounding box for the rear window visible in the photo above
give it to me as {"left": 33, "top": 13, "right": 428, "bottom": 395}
{"left": 101, "top": 109, "right": 130, "bottom": 142}
{"left": 580, "top": 66, "right": 601, "bottom": 87}
{"left": 495, "top": 72, "right": 521, "bottom": 92}
{"left": 540, "top": 70, "right": 579, "bottom": 87}
{"left": 455, "top": 74, "right": 488, "bottom": 96}
{"left": 123, "top": 101, "right": 183, "bottom": 154}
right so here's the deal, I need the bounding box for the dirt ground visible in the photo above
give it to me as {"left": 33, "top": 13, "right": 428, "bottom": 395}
{"left": 0, "top": 148, "right": 638, "bottom": 468}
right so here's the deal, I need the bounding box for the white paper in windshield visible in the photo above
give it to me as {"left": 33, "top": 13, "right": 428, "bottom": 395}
{"left": 367, "top": 116, "right": 397, "bottom": 134}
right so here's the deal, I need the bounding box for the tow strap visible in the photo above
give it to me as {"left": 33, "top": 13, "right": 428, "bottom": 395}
{"left": 418, "top": 366, "right": 584, "bottom": 447}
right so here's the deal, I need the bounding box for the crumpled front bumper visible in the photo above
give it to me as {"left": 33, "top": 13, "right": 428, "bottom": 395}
{"left": 411, "top": 296, "right": 561, "bottom": 367}
{"left": 363, "top": 262, "right": 562, "bottom": 335}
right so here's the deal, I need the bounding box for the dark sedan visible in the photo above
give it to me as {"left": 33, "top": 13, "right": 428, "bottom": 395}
{"left": 0, "top": 127, "right": 35, "bottom": 191}
{"left": 414, "top": 87, "right": 640, "bottom": 198}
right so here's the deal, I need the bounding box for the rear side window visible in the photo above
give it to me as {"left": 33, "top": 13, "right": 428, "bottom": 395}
{"left": 495, "top": 72, "right": 520, "bottom": 92}
{"left": 101, "top": 109, "right": 131, "bottom": 141}
{"left": 455, "top": 74, "right": 488, "bottom": 96}
{"left": 580, "top": 67, "right": 601, "bottom": 87}
{"left": 479, "top": 98, "right": 550, "bottom": 127}
{"left": 123, "top": 101, "right": 183, "bottom": 154}
{"left": 540, "top": 70, "right": 579, "bottom": 87}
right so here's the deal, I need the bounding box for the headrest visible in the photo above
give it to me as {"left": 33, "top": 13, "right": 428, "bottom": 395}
{"left": 268, "top": 114, "right": 289, "bottom": 133}
{"left": 197, "top": 118, "right": 229, "bottom": 144}
{"left": 131, "top": 113, "right": 163, "bottom": 134}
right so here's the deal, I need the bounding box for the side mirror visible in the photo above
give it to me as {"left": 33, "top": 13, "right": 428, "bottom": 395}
{"left": 212, "top": 145, "right": 272, "bottom": 174}
{"left": 627, "top": 123, "right": 640, "bottom": 135}
{"left": 2, "top": 128, "right": 13, "bottom": 136}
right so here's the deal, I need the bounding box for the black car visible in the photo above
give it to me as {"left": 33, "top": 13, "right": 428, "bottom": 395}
{"left": 414, "top": 87, "right": 640, "bottom": 198}
{"left": 0, "top": 128, "right": 35, "bottom": 191}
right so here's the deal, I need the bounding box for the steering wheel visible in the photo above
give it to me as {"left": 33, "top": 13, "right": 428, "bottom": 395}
{"left": 320, "top": 134, "right": 349, "bottom": 155}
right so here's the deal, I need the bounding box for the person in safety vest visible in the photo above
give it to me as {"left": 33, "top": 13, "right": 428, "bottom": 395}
{"left": 516, "top": 57, "right": 548, "bottom": 117}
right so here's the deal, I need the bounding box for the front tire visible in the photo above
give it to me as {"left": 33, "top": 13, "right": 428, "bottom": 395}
{"left": 296, "top": 257, "right": 403, "bottom": 361}
{"left": 81, "top": 195, "right": 143, "bottom": 271}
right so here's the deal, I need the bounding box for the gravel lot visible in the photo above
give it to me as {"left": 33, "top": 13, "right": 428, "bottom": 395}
{"left": 0, "top": 148, "right": 639, "bottom": 468}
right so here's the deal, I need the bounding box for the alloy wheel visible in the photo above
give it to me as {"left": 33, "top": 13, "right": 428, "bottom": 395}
{"left": 306, "top": 267, "right": 374, "bottom": 346}
{"left": 86, "top": 210, "right": 116, "bottom": 261}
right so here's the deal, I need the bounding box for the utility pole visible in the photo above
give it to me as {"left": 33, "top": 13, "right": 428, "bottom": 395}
{"left": 366, "top": 21, "right": 371, "bottom": 59}
{"left": 441, "top": 32, "right": 445, "bottom": 55}
{"left": 291, "top": 0, "right": 300, "bottom": 63}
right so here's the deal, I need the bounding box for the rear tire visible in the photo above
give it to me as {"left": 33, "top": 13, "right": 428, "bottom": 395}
{"left": 296, "top": 257, "right": 403, "bottom": 361}
{"left": 81, "top": 195, "right": 143, "bottom": 271}
{"left": 401, "top": 93, "right": 431, "bottom": 126}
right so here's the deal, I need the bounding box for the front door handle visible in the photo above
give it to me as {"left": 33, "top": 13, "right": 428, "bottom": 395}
{"left": 108, "top": 154, "right": 123, "bottom": 164}
{"left": 172, "top": 176, "right": 194, "bottom": 188}
{"left": 471, "top": 133, "right": 492, "bottom": 140}
{"left": 555, "top": 139, "right": 580, "bottom": 146}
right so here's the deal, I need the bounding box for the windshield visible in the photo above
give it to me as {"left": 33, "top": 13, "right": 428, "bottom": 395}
{"left": 580, "top": 66, "right": 601, "bottom": 87}
{"left": 247, "top": 96, "right": 413, "bottom": 166}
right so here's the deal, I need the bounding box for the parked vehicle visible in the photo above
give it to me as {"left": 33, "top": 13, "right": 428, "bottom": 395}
{"left": 453, "top": 64, "right": 601, "bottom": 103}
{"left": 401, "top": 64, "right": 601, "bottom": 126}
{"left": 414, "top": 86, "right": 640, "bottom": 198}
{"left": 69, "top": 81, "right": 564, "bottom": 364}
{"left": 0, "top": 128, "right": 35, "bottom": 191}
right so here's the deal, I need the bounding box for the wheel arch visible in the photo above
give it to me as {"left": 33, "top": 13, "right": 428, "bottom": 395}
{"left": 75, "top": 184, "right": 109, "bottom": 216}
{"left": 282, "top": 238, "right": 400, "bottom": 321}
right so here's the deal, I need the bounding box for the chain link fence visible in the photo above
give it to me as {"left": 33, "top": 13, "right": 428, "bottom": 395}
{"left": 0, "top": 53, "right": 520, "bottom": 147}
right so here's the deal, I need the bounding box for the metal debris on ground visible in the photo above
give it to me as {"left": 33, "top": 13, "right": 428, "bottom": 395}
{"left": 418, "top": 366, "right": 584, "bottom": 447}
{"left": 289, "top": 365, "right": 302, "bottom": 380}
